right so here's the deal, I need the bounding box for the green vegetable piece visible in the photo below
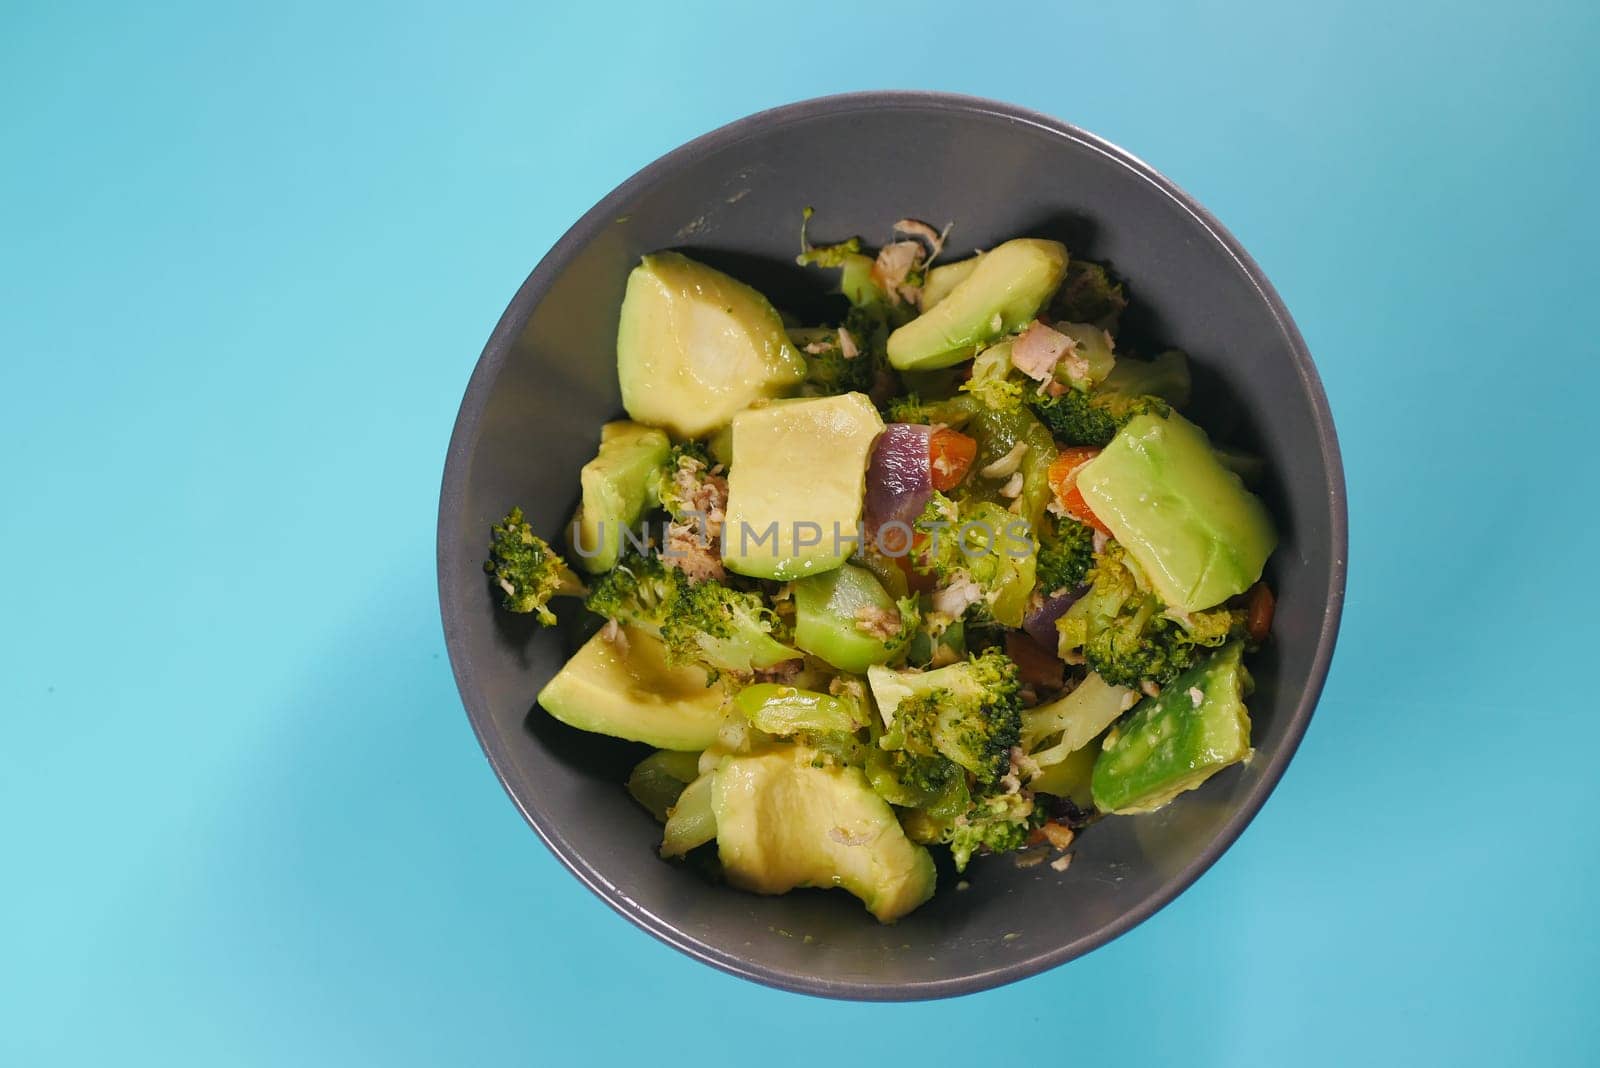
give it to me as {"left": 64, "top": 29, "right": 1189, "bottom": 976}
{"left": 571, "top": 421, "right": 671, "bottom": 574}
{"left": 721, "top": 393, "right": 884, "bottom": 580}
{"left": 484, "top": 507, "right": 584, "bottom": 624}
{"left": 661, "top": 771, "right": 717, "bottom": 858}
{"left": 920, "top": 253, "right": 982, "bottom": 311}
{"left": 1055, "top": 322, "right": 1117, "bottom": 386}
{"left": 867, "top": 650, "right": 1022, "bottom": 785}
{"left": 617, "top": 252, "right": 807, "bottom": 439}
{"left": 537, "top": 626, "right": 733, "bottom": 750}
{"left": 584, "top": 553, "right": 800, "bottom": 678}
{"left": 1091, "top": 642, "right": 1253, "bottom": 814}
{"left": 886, "top": 239, "right": 1069, "bottom": 371}
{"left": 627, "top": 750, "right": 703, "bottom": 823}
{"left": 792, "top": 562, "right": 908, "bottom": 672}
{"left": 1052, "top": 259, "right": 1127, "bottom": 330}
{"left": 960, "top": 401, "right": 1059, "bottom": 529}
{"left": 713, "top": 746, "right": 936, "bottom": 923}
{"left": 1029, "top": 349, "right": 1191, "bottom": 448}
{"left": 1020, "top": 671, "right": 1134, "bottom": 770}
{"left": 905, "top": 617, "right": 965, "bottom": 668}
{"left": 733, "top": 683, "right": 865, "bottom": 735}
{"left": 1099, "top": 348, "right": 1191, "bottom": 408}
{"left": 1076, "top": 412, "right": 1277, "bottom": 612}
{"left": 1028, "top": 740, "right": 1099, "bottom": 809}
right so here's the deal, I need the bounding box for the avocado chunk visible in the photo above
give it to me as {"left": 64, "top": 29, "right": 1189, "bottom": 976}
{"left": 1091, "top": 642, "right": 1252, "bottom": 814}
{"left": 537, "top": 626, "right": 732, "bottom": 750}
{"left": 570, "top": 421, "right": 671, "bottom": 574}
{"left": 920, "top": 253, "right": 982, "bottom": 311}
{"left": 721, "top": 393, "right": 884, "bottom": 580}
{"left": 712, "top": 746, "right": 937, "bottom": 923}
{"left": 792, "top": 562, "right": 908, "bottom": 672}
{"left": 886, "top": 239, "right": 1069, "bottom": 371}
{"left": 1076, "top": 412, "right": 1277, "bottom": 612}
{"left": 617, "top": 252, "right": 808, "bottom": 439}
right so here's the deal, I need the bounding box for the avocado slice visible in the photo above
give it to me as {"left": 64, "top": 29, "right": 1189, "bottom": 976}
{"left": 713, "top": 746, "right": 937, "bottom": 923}
{"left": 721, "top": 393, "right": 884, "bottom": 580}
{"left": 1091, "top": 642, "right": 1252, "bottom": 814}
{"left": 537, "top": 626, "right": 733, "bottom": 750}
{"left": 886, "top": 239, "right": 1069, "bottom": 371}
{"left": 1076, "top": 412, "right": 1277, "bottom": 613}
{"left": 617, "top": 252, "right": 808, "bottom": 439}
{"left": 792, "top": 562, "right": 908, "bottom": 672}
{"left": 570, "top": 421, "right": 671, "bottom": 574}
{"left": 920, "top": 253, "right": 982, "bottom": 311}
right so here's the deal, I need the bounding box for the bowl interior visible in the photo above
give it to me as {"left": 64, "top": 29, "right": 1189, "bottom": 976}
{"left": 439, "top": 94, "right": 1344, "bottom": 999}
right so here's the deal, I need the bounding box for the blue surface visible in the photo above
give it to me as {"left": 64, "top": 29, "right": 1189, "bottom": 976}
{"left": 3, "top": 1, "right": 1597, "bottom": 1063}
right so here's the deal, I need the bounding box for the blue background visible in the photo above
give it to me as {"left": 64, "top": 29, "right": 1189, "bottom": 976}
{"left": 4, "top": 1, "right": 1596, "bottom": 1063}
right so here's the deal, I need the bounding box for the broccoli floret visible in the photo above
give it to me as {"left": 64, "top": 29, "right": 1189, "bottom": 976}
{"left": 912, "top": 495, "right": 1038, "bottom": 628}
{"left": 1035, "top": 516, "right": 1097, "bottom": 594}
{"left": 1029, "top": 350, "right": 1191, "bottom": 447}
{"left": 585, "top": 554, "right": 798, "bottom": 678}
{"left": 1099, "top": 349, "right": 1191, "bottom": 410}
{"left": 1056, "top": 544, "right": 1242, "bottom": 688}
{"left": 1052, "top": 259, "right": 1127, "bottom": 331}
{"left": 791, "top": 320, "right": 881, "bottom": 396}
{"left": 867, "top": 649, "right": 1023, "bottom": 786}
{"left": 958, "top": 342, "right": 1026, "bottom": 412}
{"left": 947, "top": 790, "right": 1038, "bottom": 872}
{"left": 655, "top": 442, "right": 716, "bottom": 518}
{"left": 484, "top": 507, "right": 584, "bottom": 624}
{"left": 866, "top": 745, "right": 968, "bottom": 812}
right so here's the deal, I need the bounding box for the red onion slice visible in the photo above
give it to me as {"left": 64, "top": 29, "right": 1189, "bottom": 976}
{"left": 865, "top": 424, "right": 934, "bottom": 534}
{"left": 1023, "top": 585, "right": 1088, "bottom": 649}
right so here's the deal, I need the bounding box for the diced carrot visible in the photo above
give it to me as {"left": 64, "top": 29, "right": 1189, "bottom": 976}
{"left": 1063, "top": 486, "right": 1112, "bottom": 536}
{"left": 1246, "top": 582, "right": 1276, "bottom": 643}
{"left": 1047, "top": 447, "right": 1112, "bottom": 535}
{"left": 928, "top": 428, "right": 977, "bottom": 490}
{"left": 1046, "top": 446, "right": 1100, "bottom": 501}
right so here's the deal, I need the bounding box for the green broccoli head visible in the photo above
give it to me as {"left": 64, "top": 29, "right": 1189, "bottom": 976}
{"left": 868, "top": 649, "right": 1023, "bottom": 786}
{"left": 1052, "top": 259, "right": 1127, "bottom": 331}
{"left": 911, "top": 496, "right": 1037, "bottom": 628}
{"left": 655, "top": 442, "right": 717, "bottom": 518}
{"left": 585, "top": 554, "right": 799, "bottom": 678}
{"left": 958, "top": 342, "right": 1026, "bottom": 412}
{"left": 670, "top": 576, "right": 800, "bottom": 676}
{"left": 792, "top": 316, "right": 882, "bottom": 397}
{"left": 1029, "top": 350, "right": 1189, "bottom": 447}
{"left": 865, "top": 745, "right": 968, "bottom": 813}
{"left": 1055, "top": 544, "right": 1242, "bottom": 688}
{"left": 484, "top": 507, "right": 584, "bottom": 624}
{"left": 947, "top": 790, "right": 1038, "bottom": 872}
{"left": 1035, "top": 515, "right": 1097, "bottom": 594}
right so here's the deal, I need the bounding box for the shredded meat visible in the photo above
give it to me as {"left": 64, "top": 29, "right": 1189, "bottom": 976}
{"left": 979, "top": 441, "right": 1029, "bottom": 479}
{"left": 1011, "top": 320, "right": 1075, "bottom": 382}
{"left": 837, "top": 326, "right": 859, "bottom": 359}
{"left": 853, "top": 604, "right": 901, "bottom": 641}
{"left": 872, "top": 240, "right": 926, "bottom": 305}
{"left": 893, "top": 217, "right": 948, "bottom": 263}
{"left": 930, "top": 573, "right": 982, "bottom": 617}
{"left": 663, "top": 453, "right": 729, "bottom": 581}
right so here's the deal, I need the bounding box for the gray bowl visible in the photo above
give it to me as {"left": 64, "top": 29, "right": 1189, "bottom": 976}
{"left": 438, "top": 91, "right": 1346, "bottom": 1000}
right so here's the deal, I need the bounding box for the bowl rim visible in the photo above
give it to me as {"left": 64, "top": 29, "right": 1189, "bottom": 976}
{"left": 437, "top": 89, "right": 1348, "bottom": 1002}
